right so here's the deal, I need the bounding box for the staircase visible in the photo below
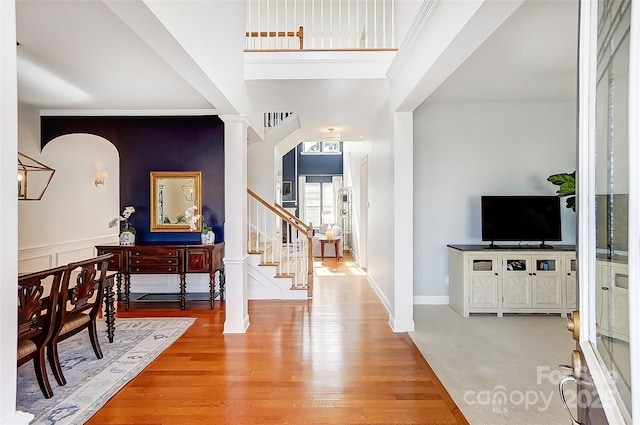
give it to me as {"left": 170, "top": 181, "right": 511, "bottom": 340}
{"left": 247, "top": 189, "right": 313, "bottom": 300}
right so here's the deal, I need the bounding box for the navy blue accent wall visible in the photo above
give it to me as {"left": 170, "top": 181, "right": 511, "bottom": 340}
{"left": 41, "top": 116, "right": 225, "bottom": 244}
{"left": 282, "top": 148, "right": 297, "bottom": 211}
{"left": 281, "top": 143, "right": 344, "bottom": 216}
{"left": 297, "top": 144, "right": 343, "bottom": 174}
{"left": 305, "top": 175, "right": 334, "bottom": 183}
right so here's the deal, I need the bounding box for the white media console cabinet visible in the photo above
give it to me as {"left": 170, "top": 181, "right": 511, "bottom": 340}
{"left": 448, "top": 244, "right": 576, "bottom": 317}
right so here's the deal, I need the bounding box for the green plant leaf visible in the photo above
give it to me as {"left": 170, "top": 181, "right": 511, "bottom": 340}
{"left": 547, "top": 171, "right": 576, "bottom": 211}
{"left": 547, "top": 172, "right": 575, "bottom": 187}
{"left": 566, "top": 197, "right": 576, "bottom": 211}
{"left": 556, "top": 183, "right": 575, "bottom": 197}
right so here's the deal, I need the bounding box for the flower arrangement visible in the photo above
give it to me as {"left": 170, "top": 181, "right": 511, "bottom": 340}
{"left": 109, "top": 206, "right": 136, "bottom": 234}
{"left": 185, "top": 206, "right": 214, "bottom": 244}
{"left": 184, "top": 205, "right": 201, "bottom": 232}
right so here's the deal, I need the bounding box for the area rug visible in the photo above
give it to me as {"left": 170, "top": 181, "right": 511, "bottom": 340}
{"left": 17, "top": 317, "right": 196, "bottom": 425}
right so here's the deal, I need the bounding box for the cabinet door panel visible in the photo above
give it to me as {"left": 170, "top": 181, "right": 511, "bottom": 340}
{"left": 187, "top": 250, "right": 210, "bottom": 272}
{"left": 532, "top": 275, "right": 563, "bottom": 308}
{"left": 470, "top": 275, "right": 499, "bottom": 308}
{"left": 502, "top": 275, "right": 531, "bottom": 308}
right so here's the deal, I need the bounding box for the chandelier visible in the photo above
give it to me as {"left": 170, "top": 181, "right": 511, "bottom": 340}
{"left": 17, "top": 152, "right": 55, "bottom": 200}
{"left": 321, "top": 128, "right": 341, "bottom": 142}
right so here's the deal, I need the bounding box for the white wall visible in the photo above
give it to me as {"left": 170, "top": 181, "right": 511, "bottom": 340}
{"left": 343, "top": 104, "right": 396, "bottom": 316}
{"left": 0, "top": 1, "right": 27, "bottom": 422}
{"left": 18, "top": 106, "right": 120, "bottom": 271}
{"left": 248, "top": 139, "right": 276, "bottom": 202}
{"left": 413, "top": 101, "right": 577, "bottom": 299}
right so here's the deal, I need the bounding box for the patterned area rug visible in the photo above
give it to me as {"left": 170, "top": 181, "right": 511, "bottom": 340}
{"left": 17, "top": 317, "right": 196, "bottom": 425}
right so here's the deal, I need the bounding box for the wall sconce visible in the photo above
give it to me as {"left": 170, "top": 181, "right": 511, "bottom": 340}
{"left": 17, "top": 152, "right": 55, "bottom": 200}
{"left": 182, "top": 182, "right": 194, "bottom": 201}
{"left": 95, "top": 171, "right": 108, "bottom": 187}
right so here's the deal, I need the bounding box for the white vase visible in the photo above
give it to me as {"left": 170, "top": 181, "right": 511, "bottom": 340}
{"left": 201, "top": 231, "right": 215, "bottom": 245}
{"left": 120, "top": 231, "right": 135, "bottom": 246}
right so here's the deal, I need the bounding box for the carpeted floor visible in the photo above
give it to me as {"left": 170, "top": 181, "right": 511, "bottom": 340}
{"left": 409, "top": 306, "right": 576, "bottom": 425}
{"left": 17, "top": 317, "right": 195, "bottom": 425}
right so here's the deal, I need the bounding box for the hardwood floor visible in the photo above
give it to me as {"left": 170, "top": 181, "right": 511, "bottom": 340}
{"left": 88, "top": 258, "right": 468, "bottom": 424}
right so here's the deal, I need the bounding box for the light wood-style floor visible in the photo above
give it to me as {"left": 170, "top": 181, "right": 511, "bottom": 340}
{"left": 88, "top": 257, "right": 468, "bottom": 424}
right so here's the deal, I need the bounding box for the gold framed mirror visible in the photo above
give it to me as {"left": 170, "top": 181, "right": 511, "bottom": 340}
{"left": 150, "top": 171, "right": 202, "bottom": 232}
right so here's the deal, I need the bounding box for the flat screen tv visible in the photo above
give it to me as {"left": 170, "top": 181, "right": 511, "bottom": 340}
{"left": 481, "top": 196, "right": 562, "bottom": 247}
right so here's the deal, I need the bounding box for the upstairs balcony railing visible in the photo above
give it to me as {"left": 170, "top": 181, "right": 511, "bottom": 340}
{"left": 245, "top": 0, "right": 396, "bottom": 50}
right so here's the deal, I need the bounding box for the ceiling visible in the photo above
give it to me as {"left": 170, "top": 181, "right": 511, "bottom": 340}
{"left": 429, "top": 0, "right": 579, "bottom": 103}
{"left": 15, "top": 0, "right": 579, "bottom": 139}
{"left": 16, "top": 0, "right": 212, "bottom": 111}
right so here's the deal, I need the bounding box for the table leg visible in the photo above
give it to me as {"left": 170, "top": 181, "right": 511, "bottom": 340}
{"left": 219, "top": 268, "right": 225, "bottom": 301}
{"left": 179, "top": 273, "right": 187, "bottom": 310}
{"left": 124, "top": 273, "right": 131, "bottom": 311}
{"left": 104, "top": 274, "right": 116, "bottom": 343}
{"left": 335, "top": 240, "right": 340, "bottom": 261}
{"left": 321, "top": 241, "right": 325, "bottom": 260}
{"left": 115, "top": 272, "right": 122, "bottom": 302}
{"left": 209, "top": 271, "right": 215, "bottom": 309}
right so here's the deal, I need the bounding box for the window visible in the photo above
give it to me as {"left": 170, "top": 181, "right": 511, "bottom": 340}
{"left": 302, "top": 141, "right": 321, "bottom": 153}
{"left": 303, "top": 181, "right": 335, "bottom": 226}
{"left": 322, "top": 141, "right": 341, "bottom": 153}
{"left": 302, "top": 141, "right": 341, "bottom": 154}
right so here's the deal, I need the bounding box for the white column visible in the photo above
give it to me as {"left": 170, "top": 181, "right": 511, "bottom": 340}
{"left": 219, "top": 115, "right": 250, "bottom": 333}
{"left": 1, "top": 1, "right": 34, "bottom": 424}
{"left": 391, "top": 111, "right": 415, "bottom": 332}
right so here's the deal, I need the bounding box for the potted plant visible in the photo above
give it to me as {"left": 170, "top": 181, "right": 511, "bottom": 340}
{"left": 201, "top": 223, "right": 214, "bottom": 245}
{"left": 109, "top": 206, "right": 136, "bottom": 245}
{"left": 547, "top": 171, "right": 576, "bottom": 211}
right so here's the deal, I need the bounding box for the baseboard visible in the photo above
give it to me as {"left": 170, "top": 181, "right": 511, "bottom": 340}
{"left": 0, "top": 411, "right": 34, "bottom": 425}
{"left": 413, "top": 295, "right": 450, "bottom": 305}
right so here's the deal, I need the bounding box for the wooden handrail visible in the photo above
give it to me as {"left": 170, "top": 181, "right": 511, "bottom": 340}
{"left": 274, "top": 203, "right": 308, "bottom": 229}
{"left": 247, "top": 188, "right": 310, "bottom": 235}
{"left": 247, "top": 188, "right": 314, "bottom": 297}
{"left": 245, "top": 26, "right": 304, "bottom": 49}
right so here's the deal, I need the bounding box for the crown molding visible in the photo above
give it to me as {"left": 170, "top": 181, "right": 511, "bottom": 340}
{"left": 37, "top": 109, "right": 218, "bottom": 117}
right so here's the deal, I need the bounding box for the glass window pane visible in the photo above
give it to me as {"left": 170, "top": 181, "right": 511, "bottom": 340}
{"left": 322, "top": 182, "right": 335, "bottom": 224}
{"left": 322, "top": 141, "right": 341, "bottom": 153}
{"left": 594, "top": 0, "right": 631, "bottom": 415}
{"left": 303, "top": 141, "right": 321, "bottom": 153}
{"left": 304, "top": 183, "right": 321, "bottom": 226}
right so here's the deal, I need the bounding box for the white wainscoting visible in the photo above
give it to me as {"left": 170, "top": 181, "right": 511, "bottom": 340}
{"left": 19, "top": 237, "right": 218, "bottom": 295}
{"left": 18, "top": 235, "right": 117, "bottom": 273}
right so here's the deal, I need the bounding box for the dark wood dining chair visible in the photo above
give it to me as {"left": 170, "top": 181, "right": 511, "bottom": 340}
{"left": 17, "top": 266, "right": 67, "bottom": 398}
{"left": 47, "top": 254, "right": 112, "bottom": 386}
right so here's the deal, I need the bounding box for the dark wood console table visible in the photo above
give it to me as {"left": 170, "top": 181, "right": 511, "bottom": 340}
{"left": 95, "top": 242, "right": 224, "bottom": 310}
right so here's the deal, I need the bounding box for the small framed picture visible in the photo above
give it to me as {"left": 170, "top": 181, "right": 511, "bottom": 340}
{"left": 282, "top": 181, "right": 292, "bottom": 200}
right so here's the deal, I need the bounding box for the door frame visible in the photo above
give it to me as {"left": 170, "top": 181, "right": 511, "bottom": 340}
{"left": 358, "top": 156, "right": 368, "bottom": 269}
{"left": 575, "top": 0, "right": 639, "bottom": 422}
